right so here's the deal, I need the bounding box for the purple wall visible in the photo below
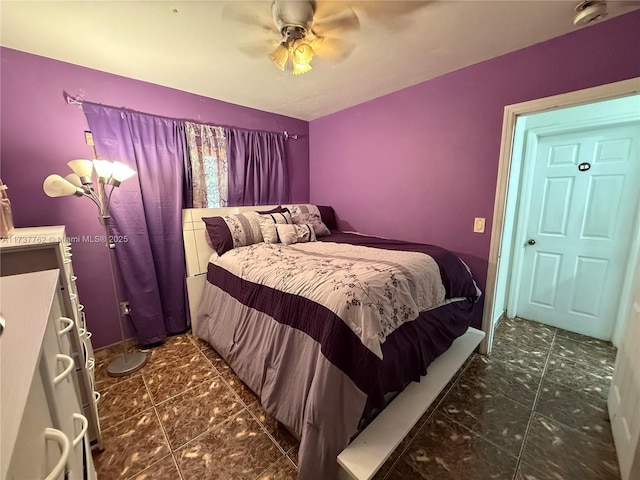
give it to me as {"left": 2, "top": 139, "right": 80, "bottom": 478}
{"left": 2, "top": 10, "right": 639, "bottom": 346}
{"left": 0, "top": 48, "right": 309, "bottom": 348}
{"left": 308, "top": 10, "right": 640, "bottom": 327}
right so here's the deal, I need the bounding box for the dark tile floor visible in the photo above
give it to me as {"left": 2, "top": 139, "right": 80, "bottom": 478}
{"left": 92, "top": 317, "right": 619, "bottom": 480}
{"left": 374, "top": 317, "right": 620, "bottom": 480}
{"left": 92, "top": 335, "right": 298, "bottom": 480}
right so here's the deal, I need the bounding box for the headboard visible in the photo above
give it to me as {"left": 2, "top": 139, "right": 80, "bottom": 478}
{"left": 182, "top": 205, "right": 280, "bottom": 277}
{"left": 183, "top": 205, "right": 280, "bottom": 334}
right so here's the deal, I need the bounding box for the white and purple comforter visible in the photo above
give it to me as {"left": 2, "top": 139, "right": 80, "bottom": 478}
{"left": 196, "top": 233, "right": 480, "bottom": 479}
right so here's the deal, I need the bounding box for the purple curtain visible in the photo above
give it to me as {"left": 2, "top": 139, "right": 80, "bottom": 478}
{"left": 83, "top": 103, "right": 189, "bottom": 345}
{"left": 225, "top": 128, "right": 290, "bottom": 206}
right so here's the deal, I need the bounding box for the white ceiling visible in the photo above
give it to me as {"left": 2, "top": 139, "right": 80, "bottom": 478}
{"left": 1, "top": 1, "right": 638, "bottom": 121}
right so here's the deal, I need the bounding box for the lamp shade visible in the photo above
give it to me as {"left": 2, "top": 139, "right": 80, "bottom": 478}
{"left": 291, "top": 40, "right": 314, "bottom": 66}
{"left": 93, "top": 160, "right": 114, "bottom": 180}
{"left": 65, "top": 173, "right": 84, "bottom": 187}
{"left": 43, "top": 174, "right": 81, "bottom": 197}
{"left": 111, "top": 161, "right": 136, "bottom": 183}
{"left": 269, "top": 44, "right": 289, "bottom": 71}
{"left": 292, "top": 61, "right": 312, "bottom": 75}
{"left": 67, "top": 159, "right": 94, "bottom": 178}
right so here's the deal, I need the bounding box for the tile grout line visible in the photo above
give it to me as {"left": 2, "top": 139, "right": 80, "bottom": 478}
{"left": 95, "top": 335, "right": 277, "bottom": 480}
{"left": 146, "top": 371, "right": 253, "bottom": 453}
{"left": 103, "top": 370, "right": 181, "bottom": 480}
{"left": 244, "top": 400, "right": 295, "bottom": 458}
{"left": 191, "top": 333, "right": 298, "bottom": 457}
{"left": 149, "top": 368, "right": 221, "bottom": 408}
{"left": 98, "top": 371, "right": 175, "bottom": 432}
{"left": 510, "top": 330, "right": 556, "bottom": 479}
{"left": 379, "top": 353, "right": 477, "bottom": 480}
{"left": 168, "top": 406, "right": 249, "bottom": 467}
{"left": 144, "top": 373, "right": 250, "bottom": 480}
{"left": 95, "top": 345, "right": 204, "bottom": 397}
{"left": 434, "top": 409, "right": 524, "bottom": 474}
{"left": 143, "top": 373, "right": 186, "bottom": 480}
{"left": 251, "top": 454, "right": 291, "bottom": 480}
{"left": 187, "top": 334, "right": 299, "bottom": 474}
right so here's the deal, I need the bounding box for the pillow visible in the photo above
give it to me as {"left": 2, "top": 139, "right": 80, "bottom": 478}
{"left": 316, "top": 205, "right": 337, "bottom": 231}
{"left": 284, "top": 204, "right": 337, "bottom": 231}
{"left": 256, "top": 206, "right": 287, "bottom": 215}
{"left": 292, "top": 212, "right": 331, "bottom": 237}
{"left": 275, "top": 223, "right": 317, "bottom": 245}
{"left": 203, "top": 211, "right": 263, "bottom": 255}
{"left": 257, "top": 211, "right": 293, "bottom": 243}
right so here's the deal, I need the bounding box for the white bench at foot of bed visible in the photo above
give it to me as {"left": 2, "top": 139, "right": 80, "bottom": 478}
{"left": 337, "top": 327, "right": 485, "bottom": 480}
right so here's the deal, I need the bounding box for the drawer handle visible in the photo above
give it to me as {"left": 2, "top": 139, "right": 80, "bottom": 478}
{"left": 69, "top": 293, "right": 78, "bottom": 301}
{"left": 94, "top": 391, "right": 101, "bottom": 404}
{"left": 77, "top": 304, "right": 84, "bottom": 312}
{"left": 54, "top": 354, "right": 74, "bottom": 385}
{"left": 70, "top": 275, "right": 77, "bottom": 282}
{"left": 44, "top": 428, "right": 70, "bottom": 480}
{"left": 63, "top": 258, "right": 72, "bottom": 264}
{"left": 57, "top": 317, "right": 74, "bottom": 337}
{"left": 72, "top": 413, "right": 88, "bottom": 447}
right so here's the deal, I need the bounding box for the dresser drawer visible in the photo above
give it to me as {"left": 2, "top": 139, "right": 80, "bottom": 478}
{"left": 6, "top": 370, "right": 68, "bottom": 480}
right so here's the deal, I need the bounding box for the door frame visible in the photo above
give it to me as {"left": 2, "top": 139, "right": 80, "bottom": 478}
{"left": 480, "top": 77, "right": 640, "bottom": 354}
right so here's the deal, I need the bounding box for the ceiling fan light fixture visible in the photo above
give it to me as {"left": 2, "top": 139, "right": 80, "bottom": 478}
{"left": 269, "top": 43, "right": 289, "bottom": 71}
{"left": 291, "top": 39, "right": 314, "bottom": 66}
{"left": 292, "top": 61, "right": 312, "bottom": 75}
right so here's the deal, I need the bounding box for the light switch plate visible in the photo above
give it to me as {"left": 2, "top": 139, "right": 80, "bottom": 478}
{"left": 474, "top": 217, "right": 486, "bottom": 233}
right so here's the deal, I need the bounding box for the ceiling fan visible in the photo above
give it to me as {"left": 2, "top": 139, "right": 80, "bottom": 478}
{"left": 224, "top": 0, "right": 360, "bottom": 75}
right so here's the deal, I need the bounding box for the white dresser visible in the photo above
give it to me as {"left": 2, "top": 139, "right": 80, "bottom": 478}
{"left": 0, "top": 226, "right": 102, "bottom": 452}
{"left": 1, "top": 270, "right": 97, "bottom": 480}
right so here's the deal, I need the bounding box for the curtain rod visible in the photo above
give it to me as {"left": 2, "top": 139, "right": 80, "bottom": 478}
{"left": 65, "top": 94, "right": 300, "bottom": 140}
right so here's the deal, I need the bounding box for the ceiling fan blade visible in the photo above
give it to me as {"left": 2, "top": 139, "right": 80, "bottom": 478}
{"left": 312, "top": 36, "right": 355, "bottom": 63}
{"left": 221, "top": 3, "right": 277, "bottom": 34}
{"left": 238, "top": 39, "right": 281, "bottom": 59}
{"left": 312, "top": 3, "right": 360, "bottom": 36}
{"left": 350, "top": 0, "right": 431, "bottom": 29}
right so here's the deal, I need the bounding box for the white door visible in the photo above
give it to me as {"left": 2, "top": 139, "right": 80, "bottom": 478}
{"left": 609, "top": 253, "right": 640, "bottom": 480}
{"left": 516, "top": 122, "right": 640, "bottom": 339}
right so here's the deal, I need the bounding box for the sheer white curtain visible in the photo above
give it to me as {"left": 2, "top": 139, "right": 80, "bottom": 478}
{"left": 185, "top": 122, "right": 228, "bottom": 208}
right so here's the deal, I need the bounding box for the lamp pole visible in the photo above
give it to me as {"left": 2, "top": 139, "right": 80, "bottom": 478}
{"left": 43, "top": 159, "right": 146, "bottom": 376}
{"left": 102, "top": 214, "right": 146, "bottom": 376}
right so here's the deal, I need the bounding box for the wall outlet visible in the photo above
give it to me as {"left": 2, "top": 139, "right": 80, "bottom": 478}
{"left": 474, "top": 217, "right": 486, "bottom": 233}
{"left": 119, "top": 301, "right": 131, "bottom": 315}
{"left": 84, "top": 131, "right": 94, "bottom": 146}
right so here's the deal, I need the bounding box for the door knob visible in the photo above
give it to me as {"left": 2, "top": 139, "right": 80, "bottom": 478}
{"left": 527, "top": 239, "right": 536, "bottom": 245}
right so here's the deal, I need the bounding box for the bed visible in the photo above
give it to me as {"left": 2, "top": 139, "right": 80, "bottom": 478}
{"left": 183, "top": 205, "right": 484, "bottom": 480}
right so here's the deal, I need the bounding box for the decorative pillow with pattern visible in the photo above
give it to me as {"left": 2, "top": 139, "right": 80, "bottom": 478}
{"left": 284, "top": 204, "right": 337, "bottom": 232}
{"left": 275, "top": 223, "right": 317, "bottom": 245}
{"left": 292, "top": 212, "right": 331, "bottom": 237}
{"left": 203, "top": 211, "right": 263, "bottom": 255}
{"left": 257, "top": 211, "right": 293, "bottom": 244}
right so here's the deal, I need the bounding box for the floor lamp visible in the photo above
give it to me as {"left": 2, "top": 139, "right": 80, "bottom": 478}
{"left": 43, "top": 159, "right": 147, "bottom": 376}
